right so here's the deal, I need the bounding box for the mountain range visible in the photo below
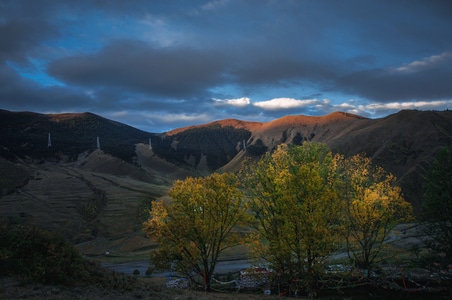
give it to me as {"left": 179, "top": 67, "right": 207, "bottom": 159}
{"left": 1, "top": 109, "right": 451, "bottom": 255}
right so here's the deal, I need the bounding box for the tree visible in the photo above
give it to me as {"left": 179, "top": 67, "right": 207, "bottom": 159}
{"left": 142, "top": 173, "right": 249, "bottom": 290}
{"left": 421, "top": 147, "right": 452, "bottom": 258}
{"left": 341, "top": 154, "right": 413, "bottom": 274}
{"left": 244, "top": 143, "right": 344, "bottom": 292}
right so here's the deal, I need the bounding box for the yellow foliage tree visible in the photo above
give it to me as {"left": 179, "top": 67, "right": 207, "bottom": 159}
{"left": 244, "top": 143, "right": 344, "bottom": 291}
{"left": 340, "top": 154, "right": 413, "bottom": 274}
{"left": 142, "top": 173, "right": 249, "bottom": 290}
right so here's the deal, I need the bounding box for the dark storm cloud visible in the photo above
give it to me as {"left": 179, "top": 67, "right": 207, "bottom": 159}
{"left": 231, "top": 56, "right": 335, "bottom": 88}
{"left": 47, "top": 37, "right": 337, "bottom": 101}
{"left": 47, "top": 40, "right": 229, "bottom": 98}
{"left": 336, "top": 54, "right": 452, "bottom": 102}
{"left": 0, "top": 20, "right": 58, "bottom": 64}
{"left": 0, "top": 64, "right": 92, "bottom": 111}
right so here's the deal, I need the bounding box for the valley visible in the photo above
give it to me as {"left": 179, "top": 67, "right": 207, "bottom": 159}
{"left": 1, "top": 109, "right": 452, "bottom": 256}
{"left": 0, "top": 144, "right": 193, "bottom": 256}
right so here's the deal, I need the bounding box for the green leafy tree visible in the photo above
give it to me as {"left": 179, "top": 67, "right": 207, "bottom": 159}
{"left": 340, "top": 154, "right": 413, "bottom": 274}
{"left": 421, "top": 147, "right": 452, "bottom": 257}
{"left": 244, "top": 143, "right": 344, "bottom": 292}
{"left": 142, "top": 173, "right": 249, "bottom": 291}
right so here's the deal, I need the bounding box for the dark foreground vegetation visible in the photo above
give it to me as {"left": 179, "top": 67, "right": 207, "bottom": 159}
{"left": 0, "top": 222, "right": 283, "bottom": 299}
{"left": 1, "top": 222, "right": 452, "bottom": 299}
{"left": 0, "top": 222, "right": 259, "bottom": 299}
{"left": 0, "top": 222, "right": 145, "bottom": 297}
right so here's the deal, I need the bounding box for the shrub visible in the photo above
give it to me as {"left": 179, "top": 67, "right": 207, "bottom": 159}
{"left": 0, "top": 222, "right": 87, "bottom": 285}
{"left": 0, "top": 221, "right": 139, "bottom": 290}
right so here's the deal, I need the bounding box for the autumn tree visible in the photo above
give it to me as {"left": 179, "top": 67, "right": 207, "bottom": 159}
{"left": 244, "top": 143, "right": 344, "bottom": 292}
{"left": 142, "top": 173, "right": 249, "bottom": 290}
{"left": 340, "top": 154, "right": 413, "bottom": 274}
{"left": 421, "top": 147, "right": 452, "bottom": 258}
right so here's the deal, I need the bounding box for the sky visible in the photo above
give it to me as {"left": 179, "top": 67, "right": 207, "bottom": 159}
{"left": 1, "top": 0, "right": 452, "bottom": 133}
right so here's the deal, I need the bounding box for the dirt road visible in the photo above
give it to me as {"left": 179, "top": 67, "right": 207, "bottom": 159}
{"left": 102, "top": 259, "right": 252, "bottom": 277}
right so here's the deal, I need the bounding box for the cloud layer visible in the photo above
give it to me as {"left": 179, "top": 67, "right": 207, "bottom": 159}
{"left": 1, "top": 0, "right": 452, "bottom": 132}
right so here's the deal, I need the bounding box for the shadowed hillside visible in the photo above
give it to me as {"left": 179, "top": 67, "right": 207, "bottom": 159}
{"left": 0, "top": 110, "right": 153, "bottom": 163}
{"left": 1, "top": 109, "right": 451, "bottom": 254}
{"left": 217, "top": 111, "right": 452, "bottom": 211}
{"left": 324, "top": 110, "right": 452, "bottom": 210}
{"left": 158, "top": 123, "right": 252, "bottom": 173}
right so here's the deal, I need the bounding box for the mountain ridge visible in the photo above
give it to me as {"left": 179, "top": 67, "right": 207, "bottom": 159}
{"left": 1, "top": 108, "right": 451, "bottom": 254}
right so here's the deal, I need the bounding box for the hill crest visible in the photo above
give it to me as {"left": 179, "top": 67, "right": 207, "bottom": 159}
{"left": 1, "top": 108, "right": 452, "bottom": 252}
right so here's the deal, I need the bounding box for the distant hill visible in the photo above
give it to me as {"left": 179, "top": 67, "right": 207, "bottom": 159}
{"left": 1, "top": 109, "right": 451, "bottom": 254}
{"left": 0, "top": 110, "right": 152, "bottom": 163}
{"left": 0, "top": 110, "right": 252, "bottom": 172}
{"left": 162, "top": 110, "right": 452, "bottom": 210}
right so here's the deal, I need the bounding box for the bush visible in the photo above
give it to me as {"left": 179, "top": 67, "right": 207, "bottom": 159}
{"left": 0, "top": 221, "right": 140, "bottom": 290}
{"left": 0, "top": 222, "right": 87, "bottom": 285}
